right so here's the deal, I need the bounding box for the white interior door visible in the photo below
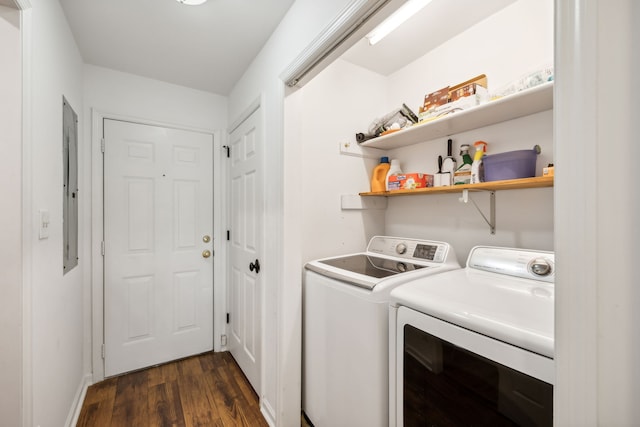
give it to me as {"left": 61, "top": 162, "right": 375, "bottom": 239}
{"left": 228, "top": 108, "right": 263, "bottom": 393}
{"left": 103, "top": 119, "right": 213, "bottom": 377}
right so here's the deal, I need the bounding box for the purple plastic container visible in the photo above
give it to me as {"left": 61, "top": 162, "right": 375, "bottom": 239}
{"left": 483, "top": 148, "right": 539, "bottom": 181}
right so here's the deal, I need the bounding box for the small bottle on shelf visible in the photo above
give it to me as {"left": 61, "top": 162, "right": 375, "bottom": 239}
{"left": 385, "top": 159, "right": 403, "bottom": 191}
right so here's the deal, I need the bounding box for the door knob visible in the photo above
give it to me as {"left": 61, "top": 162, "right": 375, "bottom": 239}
{"left": 202, "top": 235, "right": 211, "bottom": 243}
{"left": 249, "top": 259, "right": 260, "bottom": 274}
{"left": 202, "top": 250, "right": 211, "bottom": 258}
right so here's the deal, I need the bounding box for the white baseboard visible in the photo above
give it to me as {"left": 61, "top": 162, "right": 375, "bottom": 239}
{"left": 261, "top": 402, "right": 276, "bottom": 427}
{"left": 66, "top": 373, "right": 92, "bottom": 427}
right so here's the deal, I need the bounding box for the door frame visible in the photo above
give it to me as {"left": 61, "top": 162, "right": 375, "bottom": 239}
{"left": 226, "top": 94, "right": 267, "bottom": 400}
{"left": 225, "top": 94, "right": 269, "bottom": 392}
{"left": 90, "top": 110, "right": 226, "bottom": 382}
{"left": 17, "top": 2, "right": 33, "bottom": 427}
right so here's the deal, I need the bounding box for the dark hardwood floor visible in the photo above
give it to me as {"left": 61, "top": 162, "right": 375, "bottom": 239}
{"left": 77, "top": 351, "right": 268, "bottom": 427}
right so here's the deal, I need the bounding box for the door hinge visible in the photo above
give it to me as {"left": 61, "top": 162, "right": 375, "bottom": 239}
{"left": 226, "top": 230, "right": 230, "bottom": 241}
{"left": 101, "top": 241, "right": 105, "bottom": 256}
{"left": 226, "top": 313, "right": 230, "bottom": 324}
{"left": 101, "top": 344, "right": 105, "bottom": 359}
{"left": 221, "top": 334, "right": 227, "bottom": 346}
{"left": 101, "top": 138, "right": 105, "bottom": 153}
{"left": 223, "top": 145, "right": 230, "bottom": 158}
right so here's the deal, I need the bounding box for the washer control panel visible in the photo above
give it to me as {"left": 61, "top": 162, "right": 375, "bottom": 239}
{"left": 367, "top": 236, "right": 451, "bottom": 264}
{"left": 468, "top": 246, "right": 555, "bottom": 283}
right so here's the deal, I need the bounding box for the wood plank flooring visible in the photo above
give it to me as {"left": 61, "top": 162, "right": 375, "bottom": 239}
{"left": 77, "top": 351, "right": 268, "bottom": 427}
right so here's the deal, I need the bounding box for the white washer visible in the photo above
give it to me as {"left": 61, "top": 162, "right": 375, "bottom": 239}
{"left": 303, "top": 236, "right": 460, "bottom": 427}
{"left": 389, "top": 246, "right": 555, "bottom": 426}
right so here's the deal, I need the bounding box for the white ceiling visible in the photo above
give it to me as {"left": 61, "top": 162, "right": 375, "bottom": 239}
{"left": 58, "top": 0, "right": 295, "bottom": 95}
{"left": 0, "top": 0, "right": 17, "bottom": 8}
{"left": 57, "top": 0, "right": 514, "bottom": 95}
{"left": 341, "top": 0, "right": 515, "bottom": 76}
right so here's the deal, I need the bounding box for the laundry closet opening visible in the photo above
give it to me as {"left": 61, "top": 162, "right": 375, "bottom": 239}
{"left": 284, "top": 0, "right": 554, "bottom": 265}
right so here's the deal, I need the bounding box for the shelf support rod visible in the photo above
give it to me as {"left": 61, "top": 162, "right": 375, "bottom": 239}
{"left": 459, "top": 189, "right": 496, "bottom": 234}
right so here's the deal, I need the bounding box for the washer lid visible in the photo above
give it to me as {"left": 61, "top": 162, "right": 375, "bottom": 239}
{"left": 306, "top": 254, "right": 430, "bottom": 290}
{"left": 304, "top": 236, "right": 459, "bottom": 291}
{"left": 318, "top": 254, "right": 427, "bottom": 278}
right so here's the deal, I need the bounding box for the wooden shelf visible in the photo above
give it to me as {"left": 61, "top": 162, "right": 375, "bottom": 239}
{"left": 359, "top": 175, "right": 553, "bottom": 197}
{"left": 360, "top": 82, "right": 554, "bottom": 150}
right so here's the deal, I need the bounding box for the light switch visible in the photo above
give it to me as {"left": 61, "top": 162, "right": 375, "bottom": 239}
{"left": 39, "top": 209, "right": 50, "bottom": 239}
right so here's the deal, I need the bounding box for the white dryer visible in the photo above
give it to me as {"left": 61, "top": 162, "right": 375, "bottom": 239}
{"left": 303, "top": 236, "right": 460, "bottom": 427}
{"left": 389, "top": 246, "right": 555, "bottom": 426}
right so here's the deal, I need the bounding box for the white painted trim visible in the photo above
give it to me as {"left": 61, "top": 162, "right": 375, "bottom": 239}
{"left": 554, "top": 0, "right": 598, "bottom": 423}
{"left": 14, "top": 0, "right": 30, "bottom": 10}
{"left": 19, "top": 5, "right": 33, "bottom": 427}
{"left": 228, "top": 95, "right": 261, "bottom": 134}
{"left": 94, "top": 111, "right": 217, "bottom": 136}
{"left": 90, "top": 110, "right": 105, "bottom": 382}
{"left": 259, "top": 80, "right": 282, "bottom": 424}
{"left": 280, "top": 0, "right": 397, "bottom": 87}
{"left": 280, "top": 0, "right": 368, "bottom": 85}
{"left": 212, "top": 129, "right": 227, "bottom": 353}
{"left": 554, "top": 0, "right": 640, "bottom": 423}
{"left": 277, "top": 83, "right": 303, "bottom": 427}
{"left": 90, "top": 109, "right": 223, "bottom": 381}
{"left": 65, "top": 374, "right": 92, "bottom": 427}
{"left": 260, "top": 404, "right": 276, "bottom": 427}
{"left": 256, "top": 91, "right": 269, "bottom": 421}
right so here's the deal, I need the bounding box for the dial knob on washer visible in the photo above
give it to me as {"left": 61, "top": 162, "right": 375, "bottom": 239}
{"left": 529, "top": 258, "right": 552, "bottom": 276}
{"left": 396, "top": 243, "right": 407, "bottom": 255}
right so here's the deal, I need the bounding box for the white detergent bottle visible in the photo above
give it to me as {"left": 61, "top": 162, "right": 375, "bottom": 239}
{"left": 471, "top": 141, "right": 488, "bottom": 184}
{"left": 386, "top": 159, "right": 403, "bottom": 191}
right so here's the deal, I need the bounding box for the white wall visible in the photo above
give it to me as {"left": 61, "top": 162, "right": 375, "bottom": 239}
{"left": 291, "top": 0, "right": 554, "bottom": 263}
{"left": 84, "top": 65, "right": 227, "bottom": 131}
{"left": 0, "top": 5, "right": 23, "bottom": 426}
{"left": 555, "top": 0, "right": 640, "bottom": 424}
{"left": 228, "top": 0, "right": 367, "bottom": 424}
{"left": 27, "top": 1, "right": 86, "bottom": 426}
{"left": 384, "top": 114, "right": 553, "bottom": 263}
{"left": 83, "top": 64, "right": 228, "bottom": 381}
{"left": 290, "top": 0, "right": 554, "bottom": 268}
{"left": 387, "top": 0, "right": 554, "bottom": 112}
{"left": 287, "top": 59, "right": 388, "bottom": 263}
{"left": 381, "top": 0, "right": 554, "bottom": 263}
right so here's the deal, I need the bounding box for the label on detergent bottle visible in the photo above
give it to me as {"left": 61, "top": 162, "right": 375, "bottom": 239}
{"left": 454, "top": 167, "right": 472, "bottom": 185}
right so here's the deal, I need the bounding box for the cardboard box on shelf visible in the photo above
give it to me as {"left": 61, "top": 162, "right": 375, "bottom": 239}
{"left": 448, "top": 74, "right": 488, "bottom": 101}
{"left": 418, "top": 75, "right": 488, "bottom": 121}
{"left": 421, "top": 87, "right": 449, "bottom": 114}
{"left": 388, "top": 173, "right": 434, "bottom": 191}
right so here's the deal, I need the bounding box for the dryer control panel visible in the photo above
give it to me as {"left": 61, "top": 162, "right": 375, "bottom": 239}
{"left": 367, "top": 236, "right": 452, "bottom": 264}
{"left": 467, "top": 246, "right": 555, "bottom": 283}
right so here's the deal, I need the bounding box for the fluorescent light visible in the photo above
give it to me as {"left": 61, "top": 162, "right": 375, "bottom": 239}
{"left": 365, "top": 0, "right": 433, "bottom": 46}
{"left": 176, "top": 0, "right": 208, "bottom": 5}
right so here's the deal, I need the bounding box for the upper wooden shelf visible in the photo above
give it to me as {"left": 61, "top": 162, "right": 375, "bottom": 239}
{"left": 359, "top": 175, "right": 554, "bottom": 197}
{"left": 360, "top": 82, "right": 554, "bottom": 150}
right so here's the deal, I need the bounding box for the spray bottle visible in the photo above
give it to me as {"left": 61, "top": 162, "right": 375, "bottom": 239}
{"left": 471, "top": 141, "right": 488, "bottom": 184}
{"left": 454, "top": 144, "right": 473, "bottom": 185}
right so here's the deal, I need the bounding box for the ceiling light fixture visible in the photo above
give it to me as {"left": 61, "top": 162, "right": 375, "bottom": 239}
{"left": 175, "top": 0, "right": 208, "bottom": 5}
{"left": 365, "top": 0, "right": 433, "bottom": 46}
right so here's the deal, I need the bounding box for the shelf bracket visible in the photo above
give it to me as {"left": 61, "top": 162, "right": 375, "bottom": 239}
{"left": 459, "top": 189, "right": 496, "bottom": 234}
